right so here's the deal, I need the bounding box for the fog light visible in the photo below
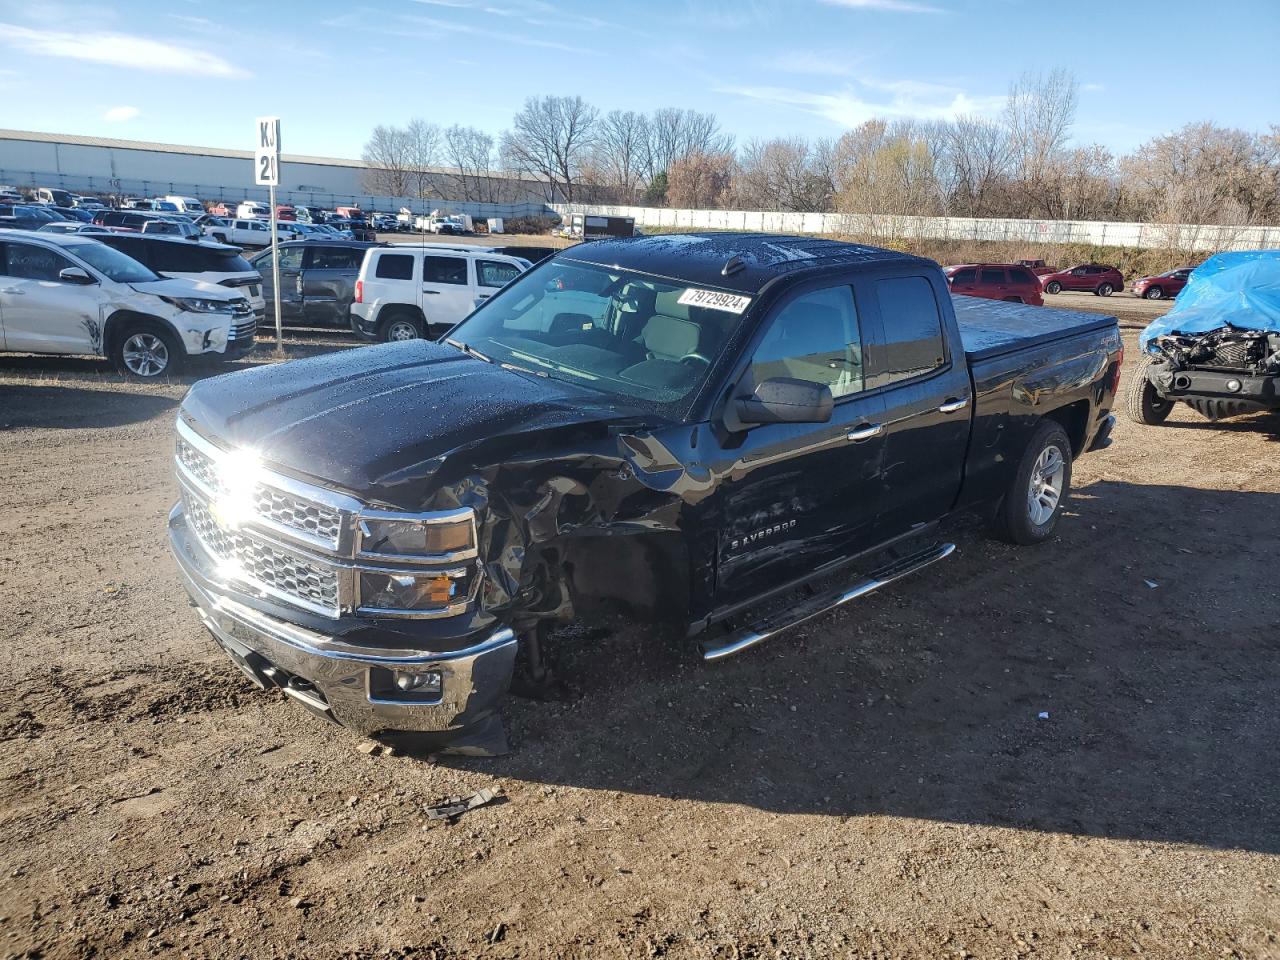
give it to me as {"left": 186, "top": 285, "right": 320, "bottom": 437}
{"left": 393, "top": 670, "right": 442, "bottom": 694}
{"left": 1226, "top": 378, "right": 1242, "bottom": 392}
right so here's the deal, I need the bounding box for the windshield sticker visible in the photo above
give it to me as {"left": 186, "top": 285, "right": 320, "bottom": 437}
{"left": 678, "top": 288, "right": 752, "bottom": 314}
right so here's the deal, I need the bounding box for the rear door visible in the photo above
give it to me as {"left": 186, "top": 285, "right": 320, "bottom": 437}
{"left": 420, "top": 255, "right": 473, "bottom": 332}
{"left": 859, "top": 272, "right": 971, "bottom": 539}
{"left": 978, "top": 266, "right": 1008, "bottom": 300}
{"left": 301, "top": 244, "right": 364, "bottom": 325}
{"left": 0, "top": 241, "right": 100, "bottom": 354}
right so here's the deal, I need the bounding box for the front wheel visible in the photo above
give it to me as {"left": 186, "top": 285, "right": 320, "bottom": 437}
{"left": 1044, "top": 281, "right": 1061, "bottom": 295}
{"left": 1096, "top": 282, "right": 1114, "bottom": 297}
{"left": 1124, "top": 355, "right": 1174, "bottom": 425}
{"left": 1144, "top": 286, "right": 1164, "bottom": 300}
{"left": 989, "top": 420, "right": 1073, "bottom": 546}
{"left": 113, "top": 324, "right": 183, "bottom": 379}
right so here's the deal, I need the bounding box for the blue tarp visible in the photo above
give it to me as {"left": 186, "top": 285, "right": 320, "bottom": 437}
{"left": 1140, "top": 250, "right": 1280, "bottom": 350}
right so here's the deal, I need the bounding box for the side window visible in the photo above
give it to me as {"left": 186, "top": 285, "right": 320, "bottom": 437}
{"left": 276, "top": 246, "right": 304, "bottom": 271}
{"left": 423, "top": 256, "right": 467, "bottom": 285}
{"left": 1009, "top": 267, "right": 1036, "bottom": 284}
{"left": 251, "top": 221, "right": 267, "bottom": 232}
{"left": 4, "top": 243, "right": 75, "bottom": 281}
{"left": 979, "top": 267, "right": 1005, "bottom": 285}
{"left": 874, "top": 276, "right": 946, "bottom": 385}
{"left": 951, "top": 267, "right": 977, "bottom": 284}
{"left": 309, "top": 246, "right": 363, "bottom": 270}
{"left": 477, "top": 259, "right": 520, "bottom": 288}
{"left": 748, "top": 286, "right": 864, "bottom": 400}
{"left": 374, "top": 253, "right": 414, "bottom": 280}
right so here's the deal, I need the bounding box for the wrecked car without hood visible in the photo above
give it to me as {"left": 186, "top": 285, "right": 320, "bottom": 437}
{"left": 168, "top": 233, "right": 1122, "bottom": 755}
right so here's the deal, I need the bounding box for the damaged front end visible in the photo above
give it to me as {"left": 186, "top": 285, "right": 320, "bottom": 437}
{"left": 1144, "top": 326, "right": 1280, "bottom": 420}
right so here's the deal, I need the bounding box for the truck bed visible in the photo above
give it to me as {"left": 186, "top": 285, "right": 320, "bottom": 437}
{"left": 952, "top": 295, "right": 1116, "bottom": 363}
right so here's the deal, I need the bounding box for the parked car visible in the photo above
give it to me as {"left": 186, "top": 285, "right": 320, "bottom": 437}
{"left": 141, "top": 219, "right": 203, "bottom": 239}
{"left": 118, "top": 197, "right": 149, "bottom": 210}
{"left": 164, "top": 196, "right": 205, "bottom": 215}
{"left": 37, "top": 222, "right": 111, "bottom": 235}
{"left": 371, "top": 213, "right": 398, "bottom": 231}
{"left": 318, "top": 221, "right": 355, "bottom": 240}
{"left": 0, "top": 204, "right": 67, "bottom": 230}
{"left": 33, "top": 187, "right": 77, "bottom": 207}
{"left": 204, "top": 217, "right": 272, "bottom": 247}
{"left": 329, "top": 217, "right": 376, "bottom": 241}
{"left": 93, "top": 210, "right": 161, "bottom": 233}
{"left": 1128, "top": 251, "right": 1279, "bottom": 425}
{"left": 249, "top": 240, "right": 385, "bottom": 330}
{"left": 1017, "top": 258, "right": 1055, "bottom": 276}
{"left": 94, "top": 233, "right": 265, "bottom": 323}
{"left": 73, "top": 196, "right": 106, "bottom": 210}
{"left": 0, "top": 186, "right": 23, "bottom": 203}
{"left": 236, "top": 201, "right": 270, "bottom": 219}
{"left": 944, "top": 263, "right": 1044, "bottom": 306}
{"left": 351, "top": 244, "right": 529, "bottom": 340}
{"left": 209, "top": 202, "right": 236, "bottom": 218}
{"left": 1130, "top": 267, "right": 1193, "bottom": 300}
{"left": 166, "top": 232, "right": 1122, "bottom": 754}
{"left": 0, "top": 228, "right": 255, "bottom": 377}
{"left": 51, "top": 206, "right": 94, "bottom": 223}
{"left": 275, "top": 204, "right": 296, "bottom": 221}
{"left": 279, "top": 221, "right": 330, "bottom": 240}
{"left": 1040, "top": 263, "right": 1124, "bottom": 297}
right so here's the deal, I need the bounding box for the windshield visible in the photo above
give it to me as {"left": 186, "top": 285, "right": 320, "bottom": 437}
{"left": 448, "top": 259, "right": 749, "bottom": 410}
{"left": 71, "top": 242, "right": 160, "bottom": 283}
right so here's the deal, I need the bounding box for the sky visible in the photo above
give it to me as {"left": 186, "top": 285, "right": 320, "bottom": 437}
{"left": 0, "top": 0, "right": 1276, "bottom": 160}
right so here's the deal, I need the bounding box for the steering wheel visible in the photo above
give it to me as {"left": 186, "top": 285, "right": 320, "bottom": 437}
{"left": 680, "top": 352, "right": 712, "bottom": 367}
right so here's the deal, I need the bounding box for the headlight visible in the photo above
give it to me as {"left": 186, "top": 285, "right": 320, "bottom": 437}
{"left": 161, "top": 296, "right": 235, "bottom": 314}
{"left": 357, "top": 509, "right": 476, "bottom": 561}
{"left": 359, "top": 570, "right": 465, "bottom": 612}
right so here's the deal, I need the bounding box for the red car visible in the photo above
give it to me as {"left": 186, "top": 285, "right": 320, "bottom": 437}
{"left": 1130, "top": 267, "right": 1193, "bottom": 300}
{"left": 1040, "top": 263, "right": 1124, "bottom": 297}
{"left": 944, "top": 263, "right": 1044, "bottom": 306}
{"left": 1017, "top": 258, "right": 1055, "bottom": 276}
{"left": 275, "top": 204, "right": 296, "bottom": 221}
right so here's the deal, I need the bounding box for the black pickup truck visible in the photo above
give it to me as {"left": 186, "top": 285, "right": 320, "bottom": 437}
{"left": 168, "top": 234, "right": 1122, "bottom": 755}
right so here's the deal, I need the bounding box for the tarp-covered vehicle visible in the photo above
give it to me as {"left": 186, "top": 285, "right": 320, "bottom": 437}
{"left": 1128, "top": 251, "right": 1280, "bottom": 424}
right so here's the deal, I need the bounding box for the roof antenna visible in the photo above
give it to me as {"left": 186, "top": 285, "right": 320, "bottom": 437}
{"left": 721, "top": 254, "right": 745, "bottom": 277}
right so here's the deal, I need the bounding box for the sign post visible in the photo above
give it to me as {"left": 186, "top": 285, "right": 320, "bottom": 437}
{"left": 254, "top": 116, "right": 283, "bottom": 359}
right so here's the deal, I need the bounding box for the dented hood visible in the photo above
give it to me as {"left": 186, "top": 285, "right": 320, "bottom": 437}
{"left": 180, "top": 340, "right": 650, "bottom": 501}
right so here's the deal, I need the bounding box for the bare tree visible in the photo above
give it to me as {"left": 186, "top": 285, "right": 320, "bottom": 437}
{"left": 443, "top": 125, "right": 498, "bottom": 202}
{"left": 666, "top": 151, "right": 735, "bottom": 208}
{"left": 644, "top": 108, "right": 732, "bottom": 182}
{"left": 360, "top": 124, "right": 414, "bottom": 197}
{"left": 831, "top": 120, "right": 942, "bottom": 222}
{"left": 500, "top": 95, "right": 599, "bottom": 202}
{"left": 733, "top": 137, "right": 833, "bottom": 211}
{"left": 593, "top": 109, "right": 650, "bottom": 203}
{"left": 1004, "top": 68, "right": 1079, "bottom": 214}
{"left": 404, "top": 118, "right": 441, "bottom": 201}
{"left": 939, "top": 116, "right": 1012, "bottom": 217}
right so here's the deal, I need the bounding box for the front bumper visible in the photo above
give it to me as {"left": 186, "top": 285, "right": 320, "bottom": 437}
{"left": 170, "top": 505, "right": 518, "bottom": 752}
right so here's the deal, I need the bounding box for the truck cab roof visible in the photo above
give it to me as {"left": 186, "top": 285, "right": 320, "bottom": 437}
{"left": 560, "top": 232, "right": 930, "bottom": 296}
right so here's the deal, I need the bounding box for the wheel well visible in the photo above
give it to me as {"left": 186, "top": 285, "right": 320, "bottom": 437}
{"left": 1044, "top": 400, "right": 1090, "bottom": 456}
{"left": 104, "top": 310, "right": 178, "bottom": 355}
{"left": 376, "top": 303, "right": 426, "bottom": 331}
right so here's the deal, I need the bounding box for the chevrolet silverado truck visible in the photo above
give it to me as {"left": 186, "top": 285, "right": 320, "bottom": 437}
{"left": 168, "top": 234, "right": 1122, "bottom": 755}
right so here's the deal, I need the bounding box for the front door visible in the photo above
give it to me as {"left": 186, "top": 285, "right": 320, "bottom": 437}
{"left": 420, "top": 255, "right": 474, "bottom": 333}
{"left": 714, "top": 282, "right": 887, "bottom": 610}
{"left": 256, "top": 246, "right": 304, "bottom": 321}
{"left": 0, "top": 240, "right": 100, "bottom": 354}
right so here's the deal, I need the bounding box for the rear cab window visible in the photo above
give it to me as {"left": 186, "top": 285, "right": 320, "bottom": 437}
{"left": 951, "top": 267, "right": 977, "bottom": 284}
{"left": 872, "top": 276, "right": 947, "bottom": 387}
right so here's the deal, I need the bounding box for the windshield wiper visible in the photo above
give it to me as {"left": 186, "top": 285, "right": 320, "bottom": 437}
{"left": 445, "top": 337, "right": 491, "bottom": 364}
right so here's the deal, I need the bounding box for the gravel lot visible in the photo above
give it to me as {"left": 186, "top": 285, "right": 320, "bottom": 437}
{"left": 0, "top": 291, "right": 1277, "bottom": 959}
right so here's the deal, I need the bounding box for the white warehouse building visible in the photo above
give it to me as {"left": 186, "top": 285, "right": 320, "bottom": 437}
{"left": 0, "top": 128, "right": 552, "bottom": 217}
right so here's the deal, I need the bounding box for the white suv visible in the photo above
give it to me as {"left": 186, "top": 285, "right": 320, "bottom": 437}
{"left": 0, "top": 229, "right": 255, "bottom": 378}
{"left": 351, "top": 244, "right": 527, "bottom": 341}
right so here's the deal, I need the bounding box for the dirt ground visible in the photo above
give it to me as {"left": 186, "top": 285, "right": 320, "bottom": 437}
{"left": 1, "top": 291, "right": 1277, "bottom": 959}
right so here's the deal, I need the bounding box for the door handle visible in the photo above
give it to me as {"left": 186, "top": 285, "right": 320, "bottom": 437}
{"left": 422, "top": 289, "right": 440, "bottom": 294}
{"left": 847, "top": 423, "right": 882, "bottom": 442}
{"left": 939, "top": 397, "right": 969, "bottom": 414}
{"left": 476, "top": 294, "right": 491, "bottom": 299}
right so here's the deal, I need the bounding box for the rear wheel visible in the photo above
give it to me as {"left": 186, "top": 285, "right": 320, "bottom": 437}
{"left": 1096, "top": 282, "right": 1114, "bottom": 297}
{"left": 1044, "top": 281, "right": 1061, "bottom": 295}
{"left": 989, "top": 420, "right": 1073, "bottom": 545}
{"left": 380, "top": 310, "right": 425, "bottom": 342}
{"left": 113, "top": 323, "right": 183, "bottom": 379}
{"left": 1124, "top": 355, "right": 1173, "bottom": 425}
{"left": 1144, "top": 285, "right": 1164, "bottom": 300}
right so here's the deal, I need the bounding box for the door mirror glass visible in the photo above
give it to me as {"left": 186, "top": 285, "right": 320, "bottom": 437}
{"left": 735, "top": 377, "right": 834, "bottom": 425}
{"left": 58, "top": 266, "right": 95, "bottom": 284}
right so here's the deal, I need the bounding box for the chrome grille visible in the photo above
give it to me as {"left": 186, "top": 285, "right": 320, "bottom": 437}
{"left": 253, "top": 486, "right": 343, "bottom": 543}
{"left": 176, "top": 435, "right": 219, "bottom": 492}
{"left": 184, "top": 493, "right": 340, "bottom": 615}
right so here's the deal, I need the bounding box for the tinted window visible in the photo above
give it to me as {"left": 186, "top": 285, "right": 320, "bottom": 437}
{"left": 275, "top": 246, "right": 304, "bottom": 271}
{"left": 96, "top": 236, "right": 150, "bottom": 265}
{"left": 979, "top": 267, "right": 1005, "bottom": 285}
{"left": 875, "top": 276, "right": 946, "bottom": 384}
{"left": 950, "top": 267, "right": 976, "bottom": 284}
{"left": 424, "top": 256, "right": 467, "bottom": 285}
{"left": 1009, "top": 267, "right": 1036, "bottom": 284}
{"left": 477, "top": 259, "right": 521, "bottom": 288}
{"left": 750, "top": 286, "right": 864, "bottom": 399}
{"left": 308, "top": 246, "right": 364, "bottom": 270}
{"left": 149, "top": 242, "right": 252, "bottom": 273}
{"left": 2, "top": 243, "right": 75, "bottom": 281}
{"left": 375, "top": 253, "right": 413, "bottom": 280}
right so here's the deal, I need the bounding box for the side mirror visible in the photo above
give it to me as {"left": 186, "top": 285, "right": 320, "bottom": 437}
{"left": 734, "top": 377, "right": 833, "bottom": 425}
{"left": 58, "top": 267, "right": 95, "bottom": 285}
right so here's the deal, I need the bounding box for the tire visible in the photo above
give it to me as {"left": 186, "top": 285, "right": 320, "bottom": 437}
{"left": 112, "top": 322, "right": 183, "bottom": 379}
{"left": 1144, "top": 286, "right": 1164, "bottom": 300}
{"left": 1044, "top": 281, "right": 1061, "bottom": 295}
{"left": 211, "top": 233, "right": 228, "bottom": 244}
{"left": 1096, "top": 282, "right": 1114, "bottom": 297}
{"left": 1124, "top": 355, "right": 1174, "bottom": 425}
{"left": 379, "top": 309, "right": 425, "bottom": 343}
{"left": 989, "top": 420, "right": 1073, "bottom": 546}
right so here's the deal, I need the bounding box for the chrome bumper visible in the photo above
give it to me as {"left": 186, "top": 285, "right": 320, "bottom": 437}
{"left": 170, "top": 507, "right": 517, "bottom": 750}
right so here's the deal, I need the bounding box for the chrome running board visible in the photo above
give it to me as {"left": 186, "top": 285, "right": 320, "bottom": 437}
{"left": 700, "top": 542, "right": 956, "bottom": 662}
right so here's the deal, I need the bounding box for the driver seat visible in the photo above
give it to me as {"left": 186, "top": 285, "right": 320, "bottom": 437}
{"left": 641, "top": 314, "right": 700, "bottom": 362}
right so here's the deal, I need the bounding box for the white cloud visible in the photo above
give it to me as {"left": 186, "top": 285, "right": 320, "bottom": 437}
{"left": 0, "top": 22, "right": 249, "bottom": 77}
{"left": 103, "top": 105, "right": 139, "bottom": 122}
{"left": 720, "top": 81, "right": 1005, "bottom": 127}
{"left": 820, "top": 0, "right": 945, "bottom": 13}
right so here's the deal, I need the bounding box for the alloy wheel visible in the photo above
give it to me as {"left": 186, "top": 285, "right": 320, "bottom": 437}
{"left": 122, "top": 332, "right": 170, "bottom": 377}
{"left": 387, "top": 320, "right": 420, "bottom": 341}
{"left": 1026, "top": 444, "right": 1065, "bottom": 527}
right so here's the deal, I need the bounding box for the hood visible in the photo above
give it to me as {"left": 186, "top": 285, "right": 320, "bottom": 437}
{"left": 130, "top": 276, "right": 239, "bottom": 299}
{"left": 180, "top": 340, "right": 654, "bottom": 503}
